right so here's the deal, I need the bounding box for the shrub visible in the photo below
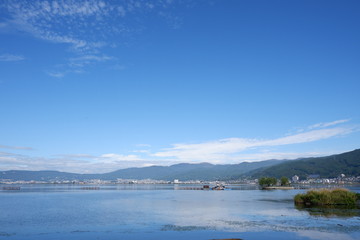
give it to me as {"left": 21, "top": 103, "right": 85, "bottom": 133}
{"left": 259, "top": 177, "right": 277, "bottom": 187}
{"left": 294, "top": 188, "right": 358, "bottom": 206}
{"left": 280, "top": 176, "right": 289, "bottom": 186}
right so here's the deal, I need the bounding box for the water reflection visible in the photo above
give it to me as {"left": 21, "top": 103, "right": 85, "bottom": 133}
{"left": 297, "top": 230, "right": 357, "bottom": 240}
{"left": 296, "top": 205, "right": 360, "bottom": 218}
{"left": 0, "top": 185, "right": 360, "bottom": 240}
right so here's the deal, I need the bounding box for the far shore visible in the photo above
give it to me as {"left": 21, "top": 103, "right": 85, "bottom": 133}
{"left": 263, "top": 186, "right": 295, "bottom": 190}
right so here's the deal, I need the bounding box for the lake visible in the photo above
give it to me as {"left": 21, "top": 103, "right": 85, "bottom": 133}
{"left": 0, "top": 184, "right": 359, "bottom": 240}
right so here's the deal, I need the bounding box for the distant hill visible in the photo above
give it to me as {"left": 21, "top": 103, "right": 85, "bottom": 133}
{"left": 0, "top": 170, "right": 84, "bottom": 181}
{"left": 101, "top": 160, "right": 285, "bottom": 181}
{"left": 250, "top": 149, "right": 360, "bottom": 179}
{"left": 2, "top": 149, "right": 359, "bottom": 182}
{"left": 0, "top": 160, "right": 284, "bottom": 182}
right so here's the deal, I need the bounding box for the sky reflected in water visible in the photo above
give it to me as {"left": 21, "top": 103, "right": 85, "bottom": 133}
{"left": 0, "top": 185, "right": 359, "bottom": 240}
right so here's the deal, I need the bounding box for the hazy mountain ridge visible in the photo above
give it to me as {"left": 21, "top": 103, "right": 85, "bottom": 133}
{"left": 1, "top": 160, "right": 285, "bottom": 181}
{"left": 1, "top": 149, "right": 359, "bottom": 181}
{"left": 250, "top": 149, "right": 360, "bottom": 179}
{"left": 99, "top": 160, "right": 287, "bottom": 181}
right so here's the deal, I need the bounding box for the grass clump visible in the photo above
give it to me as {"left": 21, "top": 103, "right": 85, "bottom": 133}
{"left": 294, "top": 188, "right": 360, "bottom": 206}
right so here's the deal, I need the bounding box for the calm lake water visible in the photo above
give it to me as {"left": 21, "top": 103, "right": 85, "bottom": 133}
{"left": 0, "top": 184, "right": 359, "bottom": 240}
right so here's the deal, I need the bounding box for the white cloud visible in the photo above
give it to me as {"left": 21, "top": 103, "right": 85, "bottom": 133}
{"left": 55, "top": 154, "right": 97, "bottom": 159}
{"left": 100, "top": 153, "right": 143, "bottom": 162}
{"left": 0, "top": 152, "right": 148, "bottom": 173}
{"left": 228, "top": 151, "right": 334, "bottom": 162}
{"left": 153, "top": 120, "right": 356, "bottom": 163}
{"left": 1, "top": 0, "right": 184, "bottom": 77}
{"left": 2, "top": 0, "right": 178, "bottom": 52}
{"left": 136, "top": 144, "right": 151, "bottom": 148}
{"left": 1, "top": 120, "right": 357, "bottom": 172}
{"left": 69, "top": 54, "right": 113, "bottom": 67}
{"left": 308, "top": 119, "right": 350, "bottom": 130}
{"left": 263, "top": 127, "right": 353, "bottom": 146}
{"left": 133, "top": 150, "right": 150, "bottom": 154}
{"left": 0, "top": 54, "right": 25, "bottom": 61}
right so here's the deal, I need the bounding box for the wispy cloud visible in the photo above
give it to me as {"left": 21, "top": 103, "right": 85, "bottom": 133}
{"left": 228, "top": 151, "right": 335, "bottom": 162}
{"left": 1, "top": 120, "right": 357, "bottom": 172}
{"left": 1, "top": 0, "right": 182, "bottom": 77}
{"left": 45, "top": 54, "right": 115, "bottom": 77}
{"left": 0, "top": 152, "right": 148, "bottom": 173}
{"left": 55, "top": 154, "right": 98, "bottom": 159}
{"left": 0, "top": 144, "right": 33, "bottom": 150}
{"left": 100, "top": 153, "right": 144, "bottom": 162}
{"left": 136, "top": 144, "right": 151, "bottom": 148}
{"left": 308, "top": 119, "right": 350, "bottom": 130}
{"left": 0, "top": 54, "right": 25, "bottom": 61}
{"left": 0, "top": 151, "right": 24, "bottom": 157}
{"left": 69, "top": 54, "right": 114, "bottom": 67}
{"left": 3, "top": 0, "right": 114, "bottom": 52}
{"left": 152, "top": 120, "right": 357, "bottom": 163}
{"left": 46, "top": 71, "right": 66, "bottom": 78}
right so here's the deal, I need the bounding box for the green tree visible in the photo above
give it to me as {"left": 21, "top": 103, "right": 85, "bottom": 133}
{"left": 259, "top": 177, "right": 277, "bottom": 187}
{"left": 280, "top": 176, "right": 289, "bottom": 186}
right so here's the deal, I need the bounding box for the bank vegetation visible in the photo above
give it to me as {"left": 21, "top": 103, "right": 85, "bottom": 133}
{"left": 294, "top": 188, "right": 360, "bottom": 206}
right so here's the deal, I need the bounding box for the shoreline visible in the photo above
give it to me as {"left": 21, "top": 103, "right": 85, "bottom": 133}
{"left": 263, "top": 186, "right": 295, "bottom": 190}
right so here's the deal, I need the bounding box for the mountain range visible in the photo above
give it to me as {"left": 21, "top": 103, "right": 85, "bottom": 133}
{"left": 1, "top": 149, "right": 359, "bottom": 181}
{"left": 250, "top": 148, "right": 360, "bottom": 179}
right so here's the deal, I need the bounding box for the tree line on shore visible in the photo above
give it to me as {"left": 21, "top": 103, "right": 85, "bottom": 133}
{"left": 258, "top": 176, "right": 289, "bottom": 187}
{"left": 259, "top": 176, "right": 360, "bottom": 207}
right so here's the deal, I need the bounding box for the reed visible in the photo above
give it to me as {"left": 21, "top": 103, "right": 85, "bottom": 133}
{"left": 294, "top": 188, "right": 360, "bottom": 206}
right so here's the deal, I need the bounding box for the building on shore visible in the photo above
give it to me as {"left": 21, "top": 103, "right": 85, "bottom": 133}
{"left": 292, "top": 175, "right": 299, "bottom": 183}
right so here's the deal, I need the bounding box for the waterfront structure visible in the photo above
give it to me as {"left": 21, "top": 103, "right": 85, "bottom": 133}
{"left": 292, "top": 175, "right": 299, "bottom": 183}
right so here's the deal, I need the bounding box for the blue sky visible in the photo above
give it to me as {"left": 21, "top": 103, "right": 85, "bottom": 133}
{"left": 0, "top": 0, "right": 359, "bottom": 173}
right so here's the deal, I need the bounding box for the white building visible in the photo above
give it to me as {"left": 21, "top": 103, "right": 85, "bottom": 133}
{"left": 292, "top": 175, "right": 299, "bottom": 183}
